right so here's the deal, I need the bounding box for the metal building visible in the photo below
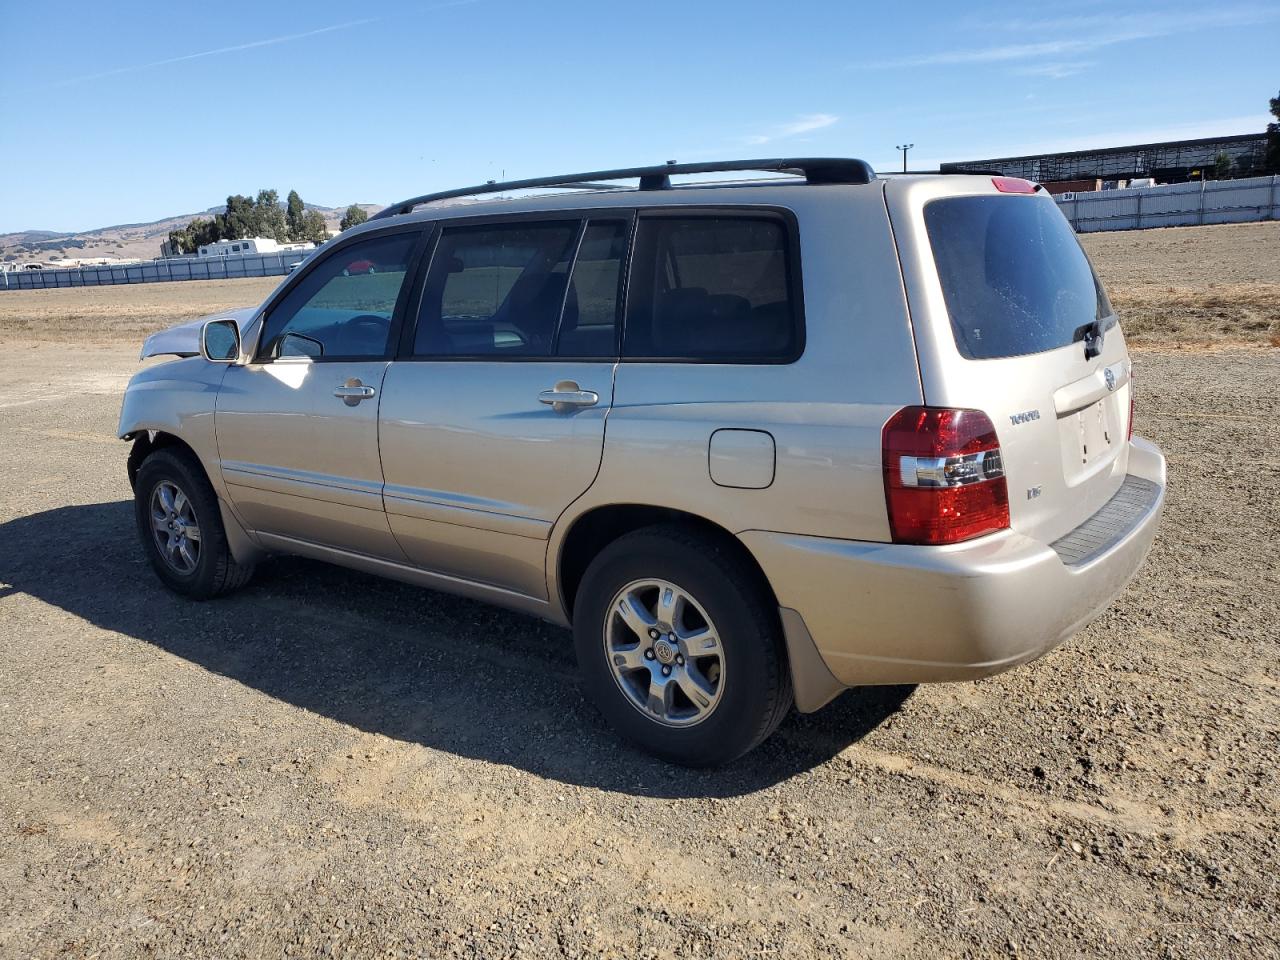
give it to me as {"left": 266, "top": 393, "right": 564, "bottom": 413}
{"left": 943, "top": 133, "right": 1269, "bottom": 184}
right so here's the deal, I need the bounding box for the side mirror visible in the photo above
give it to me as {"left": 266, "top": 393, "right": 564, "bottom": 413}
{"left": 200, "top": 318, "right": 241, "bottom": 362}
{"left": 278, "top": 331, "right": 324, "bottom": 358}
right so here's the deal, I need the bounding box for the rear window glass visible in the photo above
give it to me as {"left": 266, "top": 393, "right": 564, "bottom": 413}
{"left": 925, "top": 196, "right": 1112, "bottom": 360}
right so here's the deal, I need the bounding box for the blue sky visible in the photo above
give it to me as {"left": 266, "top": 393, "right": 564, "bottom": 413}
{"left": 0, "top": 0, "right": 1275, "bottom": 233}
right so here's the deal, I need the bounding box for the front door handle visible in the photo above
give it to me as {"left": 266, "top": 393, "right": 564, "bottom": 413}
{"left": 334, "top": 378, "right": 376, "bottom": 406}
{"left": 538, "top": 380, "right": 599, "bottom": 413}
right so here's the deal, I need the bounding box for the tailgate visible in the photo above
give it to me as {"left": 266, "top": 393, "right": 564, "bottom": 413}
{"left": 886, "top": 180, "right": 1134, "bottom": 543}
{"left": 936, "top": 338, "right": 1133, "bottom": 543}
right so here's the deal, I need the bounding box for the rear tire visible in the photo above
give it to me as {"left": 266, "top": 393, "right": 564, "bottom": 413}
{"left": 133, "top": 448, "right": 254, "bottom": 599}
{"left": 573, "top": 525, "right": 792, "bottom": 766}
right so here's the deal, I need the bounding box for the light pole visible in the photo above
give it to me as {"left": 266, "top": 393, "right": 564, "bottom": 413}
{"left": 896, "top": 143, "right": 914, "bottom": 173}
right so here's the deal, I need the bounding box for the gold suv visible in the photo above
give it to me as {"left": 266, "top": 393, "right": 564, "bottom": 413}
{"left": 121, "top": 159, "right": 1166, "bottom": 764}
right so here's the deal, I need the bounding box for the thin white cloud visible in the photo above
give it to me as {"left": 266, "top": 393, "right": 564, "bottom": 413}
{"left": 51, "top": 2, "right": 478, "bottom": 89}
{"left": 744, "top": 113, "right": 839, "bottom": 146}
{"left": 995, "top": 7, "right": 1268, "bottom": 35}
{"left": 52, "top": 19, "right": 380, "bottom": 87}
{"left": 1011, "top": 61, "right": 1095, "bottom": 80}
{"left": 857, "top": 6, "right": 1276, "bottom": 69}
{"left": 778, "top": 113, "right": 840, "bottom": 138}
{"left": 874, "top": 37, "right": 1122, "bottom": 67}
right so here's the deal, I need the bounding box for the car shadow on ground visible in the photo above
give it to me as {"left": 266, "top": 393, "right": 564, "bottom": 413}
{"left": 1, "top": 501, "right": 913, "bottom": 798}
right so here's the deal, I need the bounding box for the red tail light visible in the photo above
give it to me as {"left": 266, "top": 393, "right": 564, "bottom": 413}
{"left": 882, "top": 406, "right": 1010, "bottom": 545}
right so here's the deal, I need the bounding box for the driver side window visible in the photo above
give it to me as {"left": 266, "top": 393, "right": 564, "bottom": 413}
{"left": 258, "top": 231, "right": 418, "bottom": 360}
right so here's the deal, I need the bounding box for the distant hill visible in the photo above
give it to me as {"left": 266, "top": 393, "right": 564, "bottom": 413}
{"left": 0, "top": 203, "right": 383, "bottom": 264}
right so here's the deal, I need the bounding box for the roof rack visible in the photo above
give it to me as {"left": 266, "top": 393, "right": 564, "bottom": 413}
{"left": 370, "top": 157, "right": 877, "bottom": 220}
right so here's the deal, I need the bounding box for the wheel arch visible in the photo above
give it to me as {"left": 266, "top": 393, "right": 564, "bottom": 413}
{"left": 553, "top": 503, "right": 779, "bottom": 625}
{"left": 125, "top": 430, "right": 203, "bottom": 491}
{"left": 552, "top": 502, "right": 846, "bottom": 714}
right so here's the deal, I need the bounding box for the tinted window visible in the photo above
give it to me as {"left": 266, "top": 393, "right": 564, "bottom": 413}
{"left": 623, "top": 217, "right": 797, "bottom": 361}
{"left": 925, "top": 196, "right": 1113, "bottom": 360}
{"left": 259, "top": 231, "right": 417, "bottom": 359}
{"left": 415, "top": 222, "right": 579, "bottom": 357}
{"left": 555, "top": 220, "right": 627, "bottom": 358}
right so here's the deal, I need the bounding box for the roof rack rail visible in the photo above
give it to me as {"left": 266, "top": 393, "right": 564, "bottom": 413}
{"left": 370, "top": 157, "right": 877, "bottom": 220}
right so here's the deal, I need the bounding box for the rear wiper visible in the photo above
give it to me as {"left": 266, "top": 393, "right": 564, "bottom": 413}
{"left": 1073, "top": 316, "right": 1115, "bottom": 360}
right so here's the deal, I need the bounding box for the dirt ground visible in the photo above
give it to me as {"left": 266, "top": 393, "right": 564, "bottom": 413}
{"left": 1, "top": 223, "right": 1278, "bottom": 959}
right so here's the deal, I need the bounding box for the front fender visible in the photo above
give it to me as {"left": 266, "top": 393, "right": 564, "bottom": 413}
{"left": 118, "top": 356, "right": 229, "bottom": 498}
{"left": 120, "top": 358, "right": 266, "bottom": 565}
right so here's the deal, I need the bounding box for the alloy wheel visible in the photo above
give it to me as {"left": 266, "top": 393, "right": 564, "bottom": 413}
{"left": 149, "top": 480, "right": 201, "bottom": 574}
{"left": 603, "top": 579, "right": 725, "bottom": 727}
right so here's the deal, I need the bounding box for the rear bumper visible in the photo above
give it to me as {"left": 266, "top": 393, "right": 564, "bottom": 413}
{"left": 742, "top": 436, "right": 1166, "bottom": 690}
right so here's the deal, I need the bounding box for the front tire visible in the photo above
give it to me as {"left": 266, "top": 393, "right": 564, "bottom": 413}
{"left": 133, "top": 448, "right": 254, "bottom": 599}
{"left": 573, "top": 525, "right": 792, "bottom": 766}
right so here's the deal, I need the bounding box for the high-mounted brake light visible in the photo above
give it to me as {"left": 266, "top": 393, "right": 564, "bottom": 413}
{"left": 882, "top": 406, "right": 1010, "bottom": 545}
{"left": 992, "top": 176, "right": 1037, "bottom": 194}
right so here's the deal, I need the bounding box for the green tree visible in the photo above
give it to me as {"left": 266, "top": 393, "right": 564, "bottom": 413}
{"left": 194, "top": 218, "right": 222, "bottom": 247}
{"left": 222, "top": 195, "right": 257, "bottom": 239}
{"left": 1212, "top": 151, "right": 1232, "bottom": 180}
{"left": 339, "top": 204, "right": 369, "bottom": 231}
{"left": 167, "top": 216, "right": 222, "bottom": 254}
{"left": 1266, "top": 89, "right": 1280, "bottom": 174}
{"left": 254, "top": 189, "right": 288, "bottom": 241}
{"left": 286, "top": 189, "right": 306, "bottom": 240}
{"left": 166, "top": 225, "right": 192, "bottom": 254}
{"left": 298, "top": 209, "right": 329, "bottom": 244}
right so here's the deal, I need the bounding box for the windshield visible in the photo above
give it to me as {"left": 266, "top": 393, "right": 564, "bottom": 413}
{"left": 925, "top": 195, "right": 1112, "bottom": 360}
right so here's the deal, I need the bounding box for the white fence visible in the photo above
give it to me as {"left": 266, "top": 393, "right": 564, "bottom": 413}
{"left": 0, "top": 249, "right": 313, "bottom": 291}
{"left": 1056, "top": 175, "right": 1280, "bottom": 233}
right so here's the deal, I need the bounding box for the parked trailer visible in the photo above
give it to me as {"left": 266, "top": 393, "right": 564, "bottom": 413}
{"left": 196, "top": 237, "right": 316, "bottom": 258}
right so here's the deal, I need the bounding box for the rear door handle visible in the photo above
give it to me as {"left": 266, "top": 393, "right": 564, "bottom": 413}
{"left": 538, "top": 380, "right": 599, "bottom": 413}
{"left": 334, "top": 379, "right": 376, "bottom": 406}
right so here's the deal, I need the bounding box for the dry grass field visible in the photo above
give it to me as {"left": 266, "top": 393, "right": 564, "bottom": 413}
{"left": 0, "top": 276, "right": 282, "bottom": 342}
{"left": 0, "top": 220, "right": 1277, "bottom": 959}
{"left": 1081, "top": 221, "right": 1280, "bottom": 348}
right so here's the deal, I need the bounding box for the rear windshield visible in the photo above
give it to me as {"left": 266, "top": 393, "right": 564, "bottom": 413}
{"left": 924, "top": 196, "right": 1112, "bottom": 360}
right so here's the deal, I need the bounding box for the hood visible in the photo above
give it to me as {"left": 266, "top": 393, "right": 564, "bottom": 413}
{"left": 139, "top": 306, "right": 259, "bottom": 360}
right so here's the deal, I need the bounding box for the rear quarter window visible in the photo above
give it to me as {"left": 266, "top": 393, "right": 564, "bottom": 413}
{"left": 925, "top": 195, "right": 1112, "bottom": 360}
{"left": 623, "top": 216, "right": 800, "bottom": 362}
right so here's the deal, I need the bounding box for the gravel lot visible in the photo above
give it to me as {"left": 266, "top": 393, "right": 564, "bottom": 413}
{"left": 2, "top": 228, "right": 1279, "bottom": 958}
